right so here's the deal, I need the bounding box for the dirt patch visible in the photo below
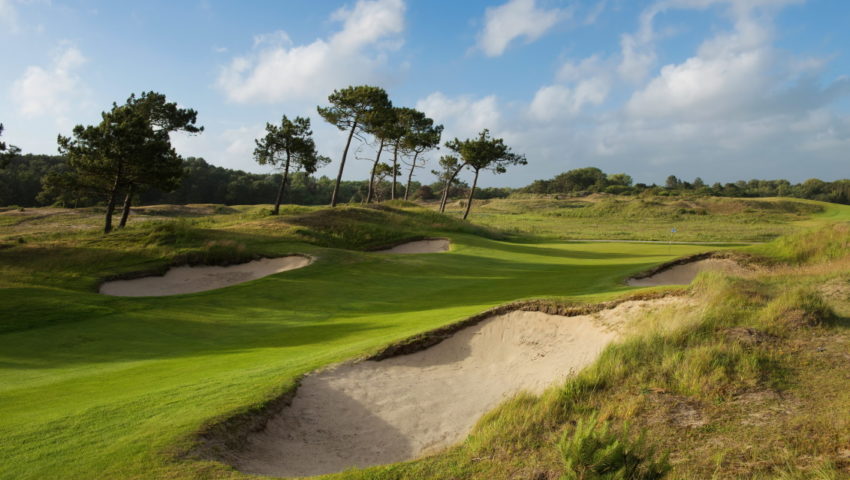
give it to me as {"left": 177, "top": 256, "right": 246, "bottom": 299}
{"left": 723, "top": 327, "right": 778, "bottom": 348}
{"left": 219, "top": 296, "right": 689, "bottom": 478}
{"left": 628, "top": 254, "right": 748, "bottom": 287}
{"left": 372, "top": 238, "right": 450, "bottom": 254}
{"left": 99, "top": 256, "right": 312, "bottom": 297}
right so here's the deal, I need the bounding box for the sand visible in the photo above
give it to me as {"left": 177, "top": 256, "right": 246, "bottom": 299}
{"left": 233, "top": 297, "right": 684, "bottom": 477}
{"left": 627, "top": 258, "right": 743, "bottom": 287}
{"left": 99, "top": 256, "right": 312, "bottom": 297}
{"left": 373, "top": 238, "right": 450, "bottom": 254}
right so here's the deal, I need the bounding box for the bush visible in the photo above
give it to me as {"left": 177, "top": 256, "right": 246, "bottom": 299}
{"left": 559, "top": 414, "right": 670, "bottom": 480}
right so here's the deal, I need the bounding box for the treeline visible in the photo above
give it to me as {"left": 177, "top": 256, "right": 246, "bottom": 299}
{"left": 524, "top": 167, "right": 850, "bottom": 205}
{"left": 1, "top": 84, "right": 525, "bottom": 232}
{"left": 0, "top": 154, "right": 514, "bottom": 208}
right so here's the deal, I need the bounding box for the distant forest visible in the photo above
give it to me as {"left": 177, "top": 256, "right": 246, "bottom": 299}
{"left": 0, "top": 154, "right": 510, "bottom": 208}
{"left": 1, "top": 155, "right": 848, "bottom": 207}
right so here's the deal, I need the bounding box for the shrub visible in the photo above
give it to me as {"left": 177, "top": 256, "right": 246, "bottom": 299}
{"left": 559, "top": 414, "right": 670, "bottom": 480}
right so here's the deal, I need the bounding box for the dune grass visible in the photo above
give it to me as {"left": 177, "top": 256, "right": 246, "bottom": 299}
{"left": 441, "top": 195, "right": 850, "bottom": 242}
{"left": 334, "top": 224, "right": 850, "bottom": 480}
{"left": 0, "top": 199, "right": 847, "bottom": 479}
{"left": 0, "top": 203, "right": 721, "bottom": 480}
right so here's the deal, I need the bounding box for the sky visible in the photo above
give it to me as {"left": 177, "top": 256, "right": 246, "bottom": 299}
{"left": 1, "top": 0, "right": 849, "bottom": 188}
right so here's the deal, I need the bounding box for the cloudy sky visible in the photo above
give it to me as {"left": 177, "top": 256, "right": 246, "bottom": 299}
{"left": 1, "top": 0, "right": 849, "bottom": 187}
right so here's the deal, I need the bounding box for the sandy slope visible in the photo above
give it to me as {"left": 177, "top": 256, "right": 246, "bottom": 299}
{"left": 99, "top": 256, "right": 312, "bottom": 297}
{"left": 373, "top": 239, "right": 450, "bottom": 254}
{"left": 233, "top": 297, "right": 687, "bottom": 477}
{"left": 627, "top": 258, "right": 743, "bottom": 287}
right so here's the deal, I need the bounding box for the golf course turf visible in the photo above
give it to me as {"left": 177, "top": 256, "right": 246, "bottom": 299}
{"left": 1, "top": 198, "right": 848, "bottom": 479}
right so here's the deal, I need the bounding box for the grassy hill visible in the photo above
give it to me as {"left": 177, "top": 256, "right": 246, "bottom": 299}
{"left": 441, "top": 195, "right": 850, "bottom": 242}
{"left": 0, "top": 198, "right": 848, "bottom": 479}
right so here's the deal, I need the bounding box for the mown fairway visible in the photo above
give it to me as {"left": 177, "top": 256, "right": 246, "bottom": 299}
{"left": 0, "top": 199, "right": 847, "bottom": 479}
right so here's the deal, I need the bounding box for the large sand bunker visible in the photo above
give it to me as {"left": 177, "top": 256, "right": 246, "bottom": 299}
{"left": 99, "top": 256, "right": 312, "bottom": 297}
{"left": 373, "top": 238, "right": 450, "bottom": 254}
{"left": 627, "top": 258, "right": 743, "bottom": 287}
{"left": 231, "top": 297, "right": 683, "bottom": 477}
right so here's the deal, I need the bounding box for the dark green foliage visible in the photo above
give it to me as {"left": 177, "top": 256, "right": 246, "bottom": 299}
{"left": 0, "top": 123, "right": 21, "bottom": 169}
{"left": 318, "top": 85, "right": 392, "bottom": 206}
{"left": 525, "top": 168, "right": 850, "bottom": 204}
{"left": 432, "top": 154, "right": 466, "bottom": 212}
{"left": 254, "top": 115, "right": 328, "bottom": 214}
{"left": 445, "top": 129, "right": 526, "bottom": 219}
{"left": 527, "top": 168, "right": 631, "bottom": 195}
{"left": 55, "top": 92, "right": 202, "bottom": 232}
{"left": 399, "top": 108, "right": 442, "bottom": 201}
{"left": 559, "top": 415, "right": 670, "bottom": 480}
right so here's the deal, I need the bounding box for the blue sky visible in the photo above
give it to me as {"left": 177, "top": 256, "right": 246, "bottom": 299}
{"left": 1, "top": 0, "right": 849, "bottom": 187}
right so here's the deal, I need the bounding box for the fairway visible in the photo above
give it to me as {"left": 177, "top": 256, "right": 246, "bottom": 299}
{"left": 0, "top": 211, "right": 718, "bottom": 480}
{"left": 1, "top": 200, "right": 848, "bottom": 480}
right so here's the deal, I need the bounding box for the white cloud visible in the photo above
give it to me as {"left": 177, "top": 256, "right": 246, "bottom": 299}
{"left": 415, "top": 92, "right": 502, "bottom": 141}
{"left": 11, "top": 45, "right": 88, "bottom": 126}
{"left": 583, "top": 0, "right": 607, "bottom": 25}
{"left": 0, "top": 0, "right": 19, "bottom": 31}
{"left": 422, "top": 0, "right": 850, "bottom": 187}
{"left": 218, "top": 0, "right": 405, "bottom": 104}
{"left": 475, "top": 0, "right": 568, "bottom": 57}
{"left": 528, "top": 79, "right": 609, "bottom": 121}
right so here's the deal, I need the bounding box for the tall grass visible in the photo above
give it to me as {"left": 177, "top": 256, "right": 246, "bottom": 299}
{"left": 758, "top": 222, "right": 850, "bottom": 264}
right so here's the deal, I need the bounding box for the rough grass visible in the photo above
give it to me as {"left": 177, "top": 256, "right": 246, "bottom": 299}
{"left": 335, "top": 225, "right": 850, "bottom": 479}
{"left": 440, "top": 195, "right": 850, "bottom": 242}
{"left": 1, "top": 200, "right": 848, "bottom": 479}
{"left": 0, "top": 203, "right": 719, "bottom": 480}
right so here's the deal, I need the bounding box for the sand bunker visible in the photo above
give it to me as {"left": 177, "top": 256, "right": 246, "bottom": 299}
{"left": 99, "top": 256, "right": 312, "bottom": 297}
{"left": 373, "top": 238, "right": 450, "bottom": 254}
{"left": 627, "top": 258, "right": 743, "bottom": 287}
{"left": 232, "top": 297, "right": 682, "bottom": 477}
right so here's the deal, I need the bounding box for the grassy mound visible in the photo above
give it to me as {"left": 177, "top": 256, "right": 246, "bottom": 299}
{"left": 0, "top": 201, "right": 848, "bottom": 479}
{"left": 441, "top": 195, "right": 849, "bottom": 242}
{"left": 337, "top": 225, "right": 849, "bottom": 479}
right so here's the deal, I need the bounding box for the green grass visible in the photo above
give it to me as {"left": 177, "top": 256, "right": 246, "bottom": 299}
{"left": 441, "top": 195, "right": 850, "bottom": 242}
{"left": 0, "top": 198, "right": 847, "bottom": 479}
{"left": 334, "top": 226, "right": 850, "bottom": 479}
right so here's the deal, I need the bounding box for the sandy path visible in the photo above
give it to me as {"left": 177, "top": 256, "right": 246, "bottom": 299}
{"left": 234, "top": 297, "right": 684, "bottom": 477}
{"left": 373, "top": 239, "right": 450, "bottom": 254}
{"left": 99, "top": 256, "right": 312, "bottom": 297}
{"left": 627, "top": 258, "right": 743, "bottom": 287}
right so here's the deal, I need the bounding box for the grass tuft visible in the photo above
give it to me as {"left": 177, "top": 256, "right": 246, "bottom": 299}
{"left": 558, "top": 414, "right": 670, "bottom": 480}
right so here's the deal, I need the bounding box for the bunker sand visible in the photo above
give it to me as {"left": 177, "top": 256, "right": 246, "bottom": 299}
{"left": 373, "top": 238, "right": 450, "bottom": 254}
{"left": 627, "top": 258, "right": 744, "bottom": 287}
{"left": 99, "top": 256, "right": 312, "bottom": 297}
{"left": 232, "top": 297, "right": 687, "bottom": 477}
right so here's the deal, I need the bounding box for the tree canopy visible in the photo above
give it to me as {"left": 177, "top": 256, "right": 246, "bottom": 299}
{"left": 0, "top": 123, "right": 21, "bottom": 169}
{"left": 445, "top": 129, "right": 526, "bottom": 219}
{"left": 254, "top": 115, "right": 327, "bottom": 215}
{"left": 318, "top": 85, "right": 392, "bottom": 207}
{"left": 399, "top": 109, "right": 442, "bottom": 200}
{"left": 57, "top": 92, "right": 202, "bottom": 233}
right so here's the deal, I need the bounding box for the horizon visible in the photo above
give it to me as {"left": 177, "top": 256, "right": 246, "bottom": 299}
{"left": 2, "top": 0, "right": 849, "bottom": 188}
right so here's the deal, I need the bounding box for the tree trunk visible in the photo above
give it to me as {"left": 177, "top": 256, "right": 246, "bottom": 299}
{"left": 330, "top": 120, "right": 357, "bottom": 207}
{"left": 103, "top": 172, "right": 122, "bottom": 234}
{"left": 439, "top": 163, "right": 466, "bottom": 213}
{"left": 403, "top": 152, "right": 420, "bottom": 201}
{"left": 118, "top": 184, "right": 135, "bottom": 228}
{"left": 366, "top": 139, "right": 384, "bottom": 204}
{"left": 462, "top": 168, "right": 479, "bottom": 220}
{"left": 273, "top": 152, "right": 291, "bottom": 215}
{"left": 391, "top": 142, "right": 399, "bottom": 200}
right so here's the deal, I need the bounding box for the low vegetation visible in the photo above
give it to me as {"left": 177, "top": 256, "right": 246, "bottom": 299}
{"left": 442, "top": 195, "right": 847, "bottom": 242}
{"left": 332, "top": 223, "right": 850, "bottom": 479}
{"left": 1, "top": 198, "right": 848, "bottom": 479}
